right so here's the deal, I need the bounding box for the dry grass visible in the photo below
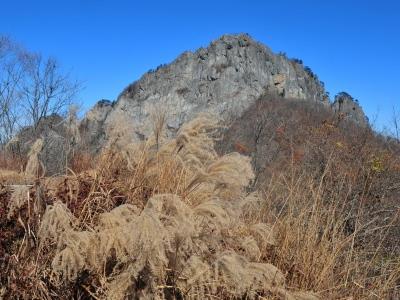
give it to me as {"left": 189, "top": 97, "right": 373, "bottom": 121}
{"left": 25, "top": 138, "right": 44, "bottom": 178}
{"left": 261, "top": 167, "right": 400, "bottom": 298}
{"left": 0, "top": 114, "right": 399, "bottom": 299}
{"left": 0, "top": 168, "right": 30, "bottom": 184}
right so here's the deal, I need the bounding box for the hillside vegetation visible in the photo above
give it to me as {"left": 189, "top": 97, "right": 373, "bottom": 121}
{"left": 1, "top": 104, "right": 400, "bottom": 299}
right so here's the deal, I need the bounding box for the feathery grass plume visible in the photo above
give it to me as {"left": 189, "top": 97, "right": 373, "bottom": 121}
{"left": 40, "top": 192, "right": 298, "bottom": 299}
{"left": 143, "top": 194, "right": 196, "bottom": 238}
{"left": 150, "top": 107, "right": 167, "bottom": 150}
{"left": 138, "top": 113, "right": 215, "bottom": 186}
{"left": 66, "top": 105, "right": 81, "bottom": 146}
{"left": 100, "top": 210, "right": 168, "bottom": 273}
{"left": 176, "top": 256, "right": 212, "bottom": 299}
{"left": 167, "top": 113, "right": 220, "bottom": 168}
{"left": 178, "top": 255, "right": 211, "bottom": 286}
{"left": 33, "top": 114, "right": 326, "bottom": 299}
{"left": 140, "top": 114, "right": 221, "bottom": 197}
{"left": 105, "top": 270, "right": 134, "bottom": 300}
{"left": 194, "top": 198, "right": 231, "bottom": 230}
{"left": 25, "top": 138, "right": 44, "bottom": 178}
{"left": 51, "top": 230, "right": 100, "bottom": 282}
{"left": 51, "top": 242, "right": 86, "bottom": 281}
{"left": 7, "top": 185, "right": 30, "bottom": 219}
{"left": 187, "top": 152, "right": 254, "bottom": 199}
{"left": 210, "top": 251, "right": 285, "bottom": 297}
{"left": 249, "top": 222, "right": 277, "bottom": 248}
{"left": 238, "top": 191, "right": 265, "bottom": 218}
{"left": 98, "top": 203, "right": 140, "bottom": 228}
{"left": 103, "top": 112, "right": 142, "bottom": 175}
{"left": 239, "top": 236, "right": 262, "bottom": 260}
{"left": 38, "top": 200, "right": 76, "bottom": 245}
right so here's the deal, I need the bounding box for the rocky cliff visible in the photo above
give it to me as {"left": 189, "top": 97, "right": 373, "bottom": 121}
{"left": 81, "top": 34, "right": 333, "bottom": 150}
{"left": 331, "top": 92, "right": 369, "bottom": 127}
{"left": 79, "top": 99, "right": 114, "bottom": 152}
{"left": 8, "top": 34, "right": 369, "bottom": 175}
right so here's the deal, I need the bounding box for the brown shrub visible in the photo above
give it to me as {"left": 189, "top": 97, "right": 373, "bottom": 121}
{"left": 219, "top": 94, "right": 400, "bottom": 298}
{"left": 1, "top": 109, "right": 399, "bottom": 299}
{"left": 69, "top": 151, "right": 95, "bottom": 173}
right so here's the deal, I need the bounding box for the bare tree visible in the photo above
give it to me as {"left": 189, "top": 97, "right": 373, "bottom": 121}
{"left": 392, "top": 106, "right": 400, "bottom": 141}
{"left": 18, "top": 51, "right": 81, "bottom": 126}
{"left": 0, "top": 37, "right": 23, "bottom": 144}
{"left": 0, "top": 36, "right": 81, "bottom": 144}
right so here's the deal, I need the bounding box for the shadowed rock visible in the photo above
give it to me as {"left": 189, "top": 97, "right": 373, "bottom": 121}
{"left": 79, "top": 99, "right": 114, "bottom": 153}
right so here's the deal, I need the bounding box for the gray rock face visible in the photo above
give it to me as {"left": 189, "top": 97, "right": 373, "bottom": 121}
{"left": 6, "top": 114, "right": 66, "bottom": 156}
{"left": 332, "top": 92, "right": 369, "bottom": 127}
{"left": 79, "top": 99, "right": 113, "bottom": 152}
{"left": 6, "top": 114, "right": 69, "bottom": 176}
{"left": 82, "top": 34, "right": 329, "bottom": 149}
{"left": 7, "top": 34, "right": 370, "bottom": 173}
{"left": 39, "top": 130, "right": 68, "bottom": 176}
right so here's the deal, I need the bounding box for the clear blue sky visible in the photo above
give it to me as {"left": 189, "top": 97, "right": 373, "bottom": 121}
{"left": 1, "top": 0, "right": 399, "bottom": 130}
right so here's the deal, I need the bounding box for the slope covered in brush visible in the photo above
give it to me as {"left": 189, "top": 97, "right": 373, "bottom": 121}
{"left": 1, "top": 115, "right": 322, "bottom": 299}
{"left": 6, "top": 34, "right": 368, "bottom": 176}
{"left": 220, "top": 93, "right": 400, "bottom": 260}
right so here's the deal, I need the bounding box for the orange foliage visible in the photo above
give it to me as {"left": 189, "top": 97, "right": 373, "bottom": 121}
{"left": 234, "top": 141, "right": 250, "bottom": 154}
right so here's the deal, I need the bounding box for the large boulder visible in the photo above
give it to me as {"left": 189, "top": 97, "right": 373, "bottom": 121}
{"left": 6, "top": 114, "right": 72, "bottom": 176}
{"left": 6, "top": 114, "right": 65, "bottom": 155}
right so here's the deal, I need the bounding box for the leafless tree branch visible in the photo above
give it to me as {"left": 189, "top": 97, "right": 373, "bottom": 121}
{"left": 0, "top": 36, "right": 82, "bottom": 144}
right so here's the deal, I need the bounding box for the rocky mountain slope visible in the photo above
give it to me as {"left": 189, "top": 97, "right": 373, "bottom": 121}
{"left": 81, "top": 34, "right": 347, "bottom": 152}
{"left": 8, "top": 34, "right": 368, "bottom": 174}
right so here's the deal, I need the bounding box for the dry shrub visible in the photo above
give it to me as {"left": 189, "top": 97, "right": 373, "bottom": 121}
{"left": 0, "top": 147, "right": 27, "bottom": 184}
{"left": 219, "top": 95, "right": 400, "bottom": 298}
{"left": 261, "top": 164, "right": 400, "bottom": 299}
{"left": 6, "top": 114, "right": 314, "bottom": 300}
{"left": 7, "top": 185, "right": 30, "bottom": 219}
{"left": 0, "top": 168, "right": 29, "bottom": 184}
{"left": 0, "top": 150, "right": 25, "bottom": 171}
{"left": 1, "top": 112, "right": 399, "bottom": 299}
{"left": 68, "top": 150, "right": 95, "bottom": 173}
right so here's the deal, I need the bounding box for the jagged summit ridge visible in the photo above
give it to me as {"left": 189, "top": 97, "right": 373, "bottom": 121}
{"left": 80, "top": 34, "right": 358, "bottom": 151}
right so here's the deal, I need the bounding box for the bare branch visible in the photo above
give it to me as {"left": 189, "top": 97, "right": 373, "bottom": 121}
{"left": 0, "top": 35, "right": 82, "bottom": 144}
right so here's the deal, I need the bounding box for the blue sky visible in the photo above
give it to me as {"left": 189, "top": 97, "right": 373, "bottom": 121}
{"left": 1, "top": 0, "right": 399, "bottom": 130}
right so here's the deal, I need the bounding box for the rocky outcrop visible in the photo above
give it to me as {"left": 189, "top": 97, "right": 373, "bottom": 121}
{"left": 81, "top": 34, "right": 330, "bottom": 150}
{"left": 79, "top": 99, "right": 114, "bottom": 152}
{"left": 6, "top": 34, "right": 370, "bottom": 175}
{"left": 6, "top": 114, "right": 74, "bottom": 176}
{"left": 332, "top": 92, "right": 369, "bottom": 127}
{"left": 6, "top": 114, "right": 66, "bottom": 157}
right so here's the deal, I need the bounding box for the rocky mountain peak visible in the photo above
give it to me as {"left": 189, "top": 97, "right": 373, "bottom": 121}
{"left": 80, "top": 34, "right": 368, "bottom": 151}
{"left": 7, "top": 34, "right": 370, "bottom": 175}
